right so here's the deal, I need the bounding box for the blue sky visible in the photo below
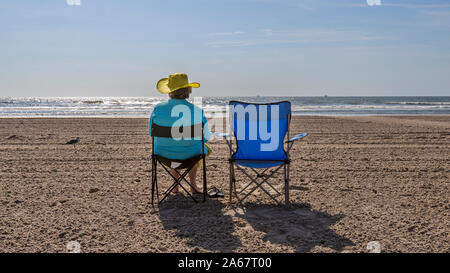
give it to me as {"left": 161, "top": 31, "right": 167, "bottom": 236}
{"left": 1, "top": 0, "right": 450, "bottom": 97}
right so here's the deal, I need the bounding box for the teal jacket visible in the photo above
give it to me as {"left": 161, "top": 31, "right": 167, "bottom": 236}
{"left": 149, "top": 99, "right": 210, "bottom": 160}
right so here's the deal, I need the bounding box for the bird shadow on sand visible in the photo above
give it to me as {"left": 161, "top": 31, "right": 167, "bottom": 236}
{"left": 234, "top": 203, "right": 355, "bottom": 253}
{"left": 158, "top": 194, "right": 241, "bottom": 252}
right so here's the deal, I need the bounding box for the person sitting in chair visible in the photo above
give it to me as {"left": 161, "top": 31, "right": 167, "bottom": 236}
{"left": 149, "top": 73, "right": 211, "bottom": 194}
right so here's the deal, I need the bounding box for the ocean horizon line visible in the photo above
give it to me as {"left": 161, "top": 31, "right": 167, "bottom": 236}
{"left": 1, "top": 96, "right": 449, "bottom": 117}
{"left": 1, "top": 95, "right": 450, "bottom": 98}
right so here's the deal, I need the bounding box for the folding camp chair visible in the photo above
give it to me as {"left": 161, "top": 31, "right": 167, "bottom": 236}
{"left": 151, "top": 122, "right": 207, "bottom": 206}
{"left": 215, "top": 101, "right": 307, "bottom": 206}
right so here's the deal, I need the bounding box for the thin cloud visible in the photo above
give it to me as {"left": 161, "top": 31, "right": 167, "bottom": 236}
{"left": 246, "top": 0, "right": 316, "bottom": 10}
{"left": 345, "top": 2, "right": 450, "bottom": 9}
{"left": 344, "top": 1, "right": 450, "bottom": 27}
{"left": 260, "top": 29, "right": 273, "bottom": 35}
{"left": 208, "top": 31, "right": 245, "bottom": 37}
{"left": 207, "top": 28, "right": 394, "bottom": 47}
{"left": 207, "top": 40, "right": 253, "bottom": 47}
{"left": 420, "top": 10, "right": 450, "bottom": 27}
{"left": 391, "top": 4, "right": 450, "bottom": 8}
{"left": 259, "top": 29, "right": 394, "bottom": 42}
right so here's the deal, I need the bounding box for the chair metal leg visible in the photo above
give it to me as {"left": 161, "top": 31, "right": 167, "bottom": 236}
{"left": 236, "top": 164, "right": 283, "bottom": 205}
{"left": 159, "top": 163, "right": 198, "bottom": 204}
{"left": 203, "top": 157, "right": 207, "bottom": 202}
{"left": 155, "top": 164, "right": 160, "bottom": 204}
{"left": 151, "top": 158, "right": 156, "bottom": 206}
{"left": 284, "top": 163, "right": 289, "bottom": 206}
{"left": 239, "top": 168, "right": 281, "bottom": 197}
{"left": 287, "top": 162, "right": 290, "bottom": 205}
{"left": 229, "top": 162, "right": 233, "bottom": 204}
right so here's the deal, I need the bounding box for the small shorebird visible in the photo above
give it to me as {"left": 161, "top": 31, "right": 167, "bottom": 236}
{"left": 65, "top": 137, "right": 80, "bottom": 146}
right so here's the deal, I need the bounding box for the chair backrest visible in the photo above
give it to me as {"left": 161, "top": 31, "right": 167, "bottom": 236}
{"left": 151, "top": 123, "right": 204, "bottom": 139}
{"left": 229, "top": 101, "right": 291, "bottom": 160}
{"left": 151, "top": 122, "right": 206, "bottom": 156}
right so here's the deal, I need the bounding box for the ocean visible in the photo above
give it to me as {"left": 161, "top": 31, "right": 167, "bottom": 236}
{"left": 0, "top": 96, "right": 449, "bottom": 117}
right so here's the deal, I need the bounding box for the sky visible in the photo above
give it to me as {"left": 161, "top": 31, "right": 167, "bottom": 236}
{"left": 1, "top": 0, "right": 450, "bottom": 97}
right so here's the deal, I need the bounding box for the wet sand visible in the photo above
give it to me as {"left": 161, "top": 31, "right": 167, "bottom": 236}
{"left": 0, "top": 116, "right": 449, "bottom": 253}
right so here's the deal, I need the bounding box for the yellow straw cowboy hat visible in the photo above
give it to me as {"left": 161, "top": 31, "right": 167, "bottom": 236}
{"left": 156, "top": 73, "right": 200, "bottom": 94}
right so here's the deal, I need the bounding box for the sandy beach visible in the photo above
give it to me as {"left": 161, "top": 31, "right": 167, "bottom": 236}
{"left": 0, "top": 116, "right": 449, "bottom": 253}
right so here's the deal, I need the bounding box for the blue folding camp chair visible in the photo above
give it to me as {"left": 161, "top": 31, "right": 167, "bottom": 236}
{"left": 215, "top": 101, "right": 307, "bottom": 205}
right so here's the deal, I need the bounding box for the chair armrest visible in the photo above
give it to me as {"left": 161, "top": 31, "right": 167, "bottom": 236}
{"left": 288, "top": 133, "right": 308, "bottom": 142}
{"left": 213, "top": 132, "right": 234, "bottom": 153}
{"left": 213, "top": 132, "right": 230, "bottom": 138}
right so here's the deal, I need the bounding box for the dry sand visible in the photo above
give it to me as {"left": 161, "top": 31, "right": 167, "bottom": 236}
{"left": 0, "top": 116, "right": 449, "bottom": 253}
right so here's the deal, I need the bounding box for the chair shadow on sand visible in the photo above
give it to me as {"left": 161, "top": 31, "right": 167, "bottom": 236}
{"left": 158, "top": 194, "right": 242, "bottom": 252}
{"left": 158, "top": 194, "right": 354, "bottom": 253}
{"left": 235, "top": 202, "right": 355, "bottom": 252}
